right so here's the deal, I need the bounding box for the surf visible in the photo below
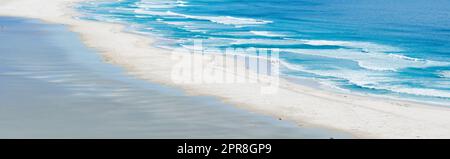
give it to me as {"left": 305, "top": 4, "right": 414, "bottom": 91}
{"left": 77, "top": 0, "right": 450, "bottom": 105}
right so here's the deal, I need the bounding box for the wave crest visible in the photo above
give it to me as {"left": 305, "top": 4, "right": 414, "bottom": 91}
{"left": 134, "top": 9, "right": 271, "bottom": 26}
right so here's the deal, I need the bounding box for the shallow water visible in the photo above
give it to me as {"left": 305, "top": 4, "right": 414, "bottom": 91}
{"left": 0, "top": 17, "right": 351, "bottom": 138}
{"left": 77, "top": 0, "right": 450, "bottom": 105}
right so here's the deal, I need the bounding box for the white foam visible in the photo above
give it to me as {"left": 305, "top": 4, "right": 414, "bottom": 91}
{"left": 172, "top": 12, "right": 272, "bottom": 26}
{"left": 352, "top": 79, "right": 450, "bottom": 98}
{"left": 438, "top": 71, "right": 450, "bottom": 78}
{"left": 134, "top": 9, "right": 271, "bottom": 26}
{"left": 134, "top": 9, "right": 174, "bottom": 16}
{"left": 301, "top": 40, "right": 400, "bottom": 52}
{"left": 280, "top": 60, "right": 450, "bottom": 98}
{"left": 229, "top": 38, "right": 301, "bottom": 45}
{"left": 228, "top": 38, "right": 397, "bottom": 52}
{"left": 226, "top": 38, "right": 449, "bottom": 71}
{"left": 387, "top": 87, "right": 450, "bottom": 98}
{"left": 134, "top": 15, "right": 151, "bottom": 18}
{"left": 187, "top": 37, "right": 450, "bottom": 72}
{"left": 250, "top": 31, "right": 285, "bottom": 37}
{"left": 176, "top": 0, "right": 187, "bottom": 4}
{"left": 281, "top": 61, "right": 393, "bottom": 89}
{"left": 156, "top": 20, "right": 209, "bottom": 33}
{"left": 285, "top": 48, "right": 449, "bottom": 71}
{"left": 135, "top": 0, "right": 187, "bottom": 9}
{"left": 160, "top": 21, "right": 190, "bottom": 26}
{"left": 114, "top": 7, "right": 136, "bottom": 11}
{"left": 280, "top": 60, "right": 307, "bottom": 72}
{"left": 342, "top": 72, "right": 450, "bottom": 98}
{"left": 175, "top": 0, "right": 189, "bottom": 7}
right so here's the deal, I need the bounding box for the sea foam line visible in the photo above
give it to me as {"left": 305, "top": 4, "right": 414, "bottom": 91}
{"left": 284, "top": 48, "right": 450, "bottom": 71}
{"left": 134, "top": 9, "right": 272, "bottom": 26}
{"left": 250, "top": 31, "right": 286, "bottom": 37}
{"left": 439, "top": 71, "right": 450, "bottom": 78}
{"left": 227, "top": 38, "right": 449, "bottom": 71}
{"left": 279, "top": 61, "right": 450, "bottom": 99}
{"left": 134, "top": 0, "right": 188, "bottom": 9}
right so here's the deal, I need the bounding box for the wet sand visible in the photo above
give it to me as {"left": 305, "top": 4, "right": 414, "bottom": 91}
{"left": 0, "top": 17, "right": 351, "bottom": 138}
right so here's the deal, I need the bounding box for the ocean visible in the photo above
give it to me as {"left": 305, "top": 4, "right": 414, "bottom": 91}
{"left": 77, "top": 0, "right": 450, "bottom": 105}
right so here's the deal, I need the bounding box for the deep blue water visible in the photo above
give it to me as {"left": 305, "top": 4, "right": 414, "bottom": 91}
{"left": 78, "top": 0, "right": 450, "bottom": 105}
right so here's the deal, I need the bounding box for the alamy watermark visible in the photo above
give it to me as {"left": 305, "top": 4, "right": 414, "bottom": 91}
{"left": 171, "top": 40, "right": 280, "bottom": 94}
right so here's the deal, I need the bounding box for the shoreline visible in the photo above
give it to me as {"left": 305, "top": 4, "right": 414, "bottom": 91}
{"left": 0, "top": 16, "right": 350, "bottom": 138}
{"left": 2, "top": 0, "right": 450, "bottom": 138}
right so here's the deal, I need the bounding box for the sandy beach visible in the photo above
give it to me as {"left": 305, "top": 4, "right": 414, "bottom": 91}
{"left": 1, "top": 0, "right": 450, "bottom": 138}
{"left": 0, "top": 16, "right": 351, "bottom": 138}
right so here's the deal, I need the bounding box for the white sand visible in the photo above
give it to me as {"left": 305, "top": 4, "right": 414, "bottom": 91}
{"left": 2, "top": 0, "right": 450, "bottom": 138}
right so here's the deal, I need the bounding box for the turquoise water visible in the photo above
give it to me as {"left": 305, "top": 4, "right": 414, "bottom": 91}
{"left": 78, "top": 0, "right": 450, "bottom": 105}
